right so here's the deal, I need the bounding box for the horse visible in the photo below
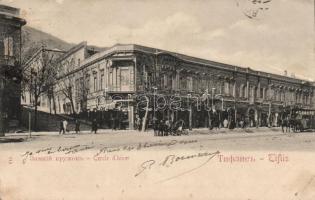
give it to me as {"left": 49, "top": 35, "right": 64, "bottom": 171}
{"left": 281, "top": 116, "right": 291, "bottom": 133}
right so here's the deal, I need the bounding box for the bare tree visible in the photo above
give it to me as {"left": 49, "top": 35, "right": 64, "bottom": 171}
{"left": 22, "top": 47, "right": 58, "bottom": 130}
{"left": 78, "top": 69, "right": 90, "bottom": 112}
{"left": 56, "top": 59, "right": 77, "bottom": 115}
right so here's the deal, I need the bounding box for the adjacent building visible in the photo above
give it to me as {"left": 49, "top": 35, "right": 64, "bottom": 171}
{"left": 21, "top": 46, "right": 65, "bottom": 114}
{"left": 0, "top": 5, "right": 26, "bottom": 134}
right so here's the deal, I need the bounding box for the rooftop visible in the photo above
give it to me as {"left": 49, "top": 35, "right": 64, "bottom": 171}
{"left": 81, "top": 43, "right": 312, "bottom": 85}
{"left": 0, "top": 4, "right": 26, "bottom": 26}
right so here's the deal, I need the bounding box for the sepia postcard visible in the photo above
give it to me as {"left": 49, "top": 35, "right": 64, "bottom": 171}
{"left": 0, "top": 0, "right": 314, "bottom": 199}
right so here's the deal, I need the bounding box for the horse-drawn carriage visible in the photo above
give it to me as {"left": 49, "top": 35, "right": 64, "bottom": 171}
{"left": 293, "top": 109, "right": 315, "bottom": 132}
{"left": 169, "top": 120, "right": 189, "bottom": 136}
{"left": 281, "top": 108, "right": 315, "bottom": 132}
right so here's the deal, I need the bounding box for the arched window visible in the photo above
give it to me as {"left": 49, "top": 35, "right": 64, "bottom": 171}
{"left": 260, "top": 87, "right": 264, "bottom": 99}
{"left": 4, "top": 36, "right": 13, "bottom": 56}
{"left": 305, "top": 95, "right": 309, "bottom": 105}
{"left": 239, "top": 85, "right": 243, "bottom": 97}
{"left": 254, "top": 87, "right": 258, "bottom": 99}
{"left": 242, "top": 85, "right": 246, "bottom": 98}
{"left": 224, "top": 81, "right": 229, "bottom": 95}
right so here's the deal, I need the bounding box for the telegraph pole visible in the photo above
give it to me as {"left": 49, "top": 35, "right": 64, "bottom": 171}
{"left": 188, "top": 93, "right": 192, "bottom": 130}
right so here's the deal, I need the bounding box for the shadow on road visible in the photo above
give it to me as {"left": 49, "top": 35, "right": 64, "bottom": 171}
{"left": 0, "top": 137, "right": 25, "bottom": 143}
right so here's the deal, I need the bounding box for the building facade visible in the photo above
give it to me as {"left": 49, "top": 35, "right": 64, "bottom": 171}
{"left": 24, "top": 43, "right": 315, "bottom": 130}
{"left": 21, "top": 46, "right": 65, "bottom": 114}
{"left": 0, "top": 5, "right": 26, "bottom": 134}
{"left": 55, "top": 44, "right": 315, "bottom": 129}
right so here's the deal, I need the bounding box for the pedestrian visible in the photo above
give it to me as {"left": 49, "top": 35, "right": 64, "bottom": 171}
{"left": 158, "top": 120, "right": 164, "bottom": 136}
{"left": 240, "top": 119, "right": 244, "bottom": 129}
{"left": 223, "top": 119, "right": 228, "bottom": 128}
{"left": 75, "top": 119, "right": 80, "bottom": 134}
{"left": 59, "top": 120, "right": 64, "bottom": 134}
{"left": 164, "top": 119, "right": 171, "bottom": 136}
{"left": 91, "top": 119, "right": 98, "bottom": 134}
{"left": 110, "top": 115, "right": 115, "bottom": 130}
{"left": 63, "top": 120, "right": 68, "bottom": 134}
{"left": 229, "top": 119, "right": 235, "bottom": 129}
{"left": 116, "top": 112, "right": 121, "bottom": 130}
{"left": 137, "top": 117, "right": 142, "bottom": 132}
{"left": 153, "top": 117, "right": 158, "bottom": 136}
{"left": 212, "top": 111, "right": 219, "bottom": 131}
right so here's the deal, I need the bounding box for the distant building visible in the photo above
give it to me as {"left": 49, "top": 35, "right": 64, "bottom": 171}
{"left": 53, "top": 41, "right": 101, "bottom": 114}
{"left": 23, "top": 43, "right": 315, "bottom": 130}
{"left": 0, "top": 5, "right": 26, "bottom": 134}
{"left": 21, "top": 46, "right": 65, "bottom": 114}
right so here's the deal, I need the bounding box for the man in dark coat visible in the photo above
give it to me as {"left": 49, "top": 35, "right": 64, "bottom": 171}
{"left": 91, "top": 119, "right": 98, "bottom": 134}
{"left": 75, "top": 119, "right": 80, "bottom": 134}
{"left": 59, "top": 121, "right": 64, "bottom": 134}
{"left": 158, "top": 120, "right": 164, "bottom": 136}
{"left": 153, "top": 117, "right": 158, "bottom": 136}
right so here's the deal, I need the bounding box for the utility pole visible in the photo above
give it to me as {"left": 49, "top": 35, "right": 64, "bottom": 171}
{"left": 188, "top": 93, "right": 192, "bottom": 130}
{"left": 211, "top": 88, "right": 216, "bottom": 110}
{"left": 152, "top": 87, "right": 157, "bottom": 120}
{"left": 215, "top": 94, "right": 224, "bottom": 128}
{"left": 28, "top": 108, "right": 31, "bottom": 138}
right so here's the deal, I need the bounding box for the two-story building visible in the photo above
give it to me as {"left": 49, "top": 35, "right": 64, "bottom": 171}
{"left": 53, "top": 41, "right": 102, "bottom": 114}
{"left": 24, "top": 42, "right": 314, "bottom": 130}
{"left": 54, "top": 44, "right": 314, "bottom": 130}
{"left": 21, "top": 46, "right": 65, "bottom": 114}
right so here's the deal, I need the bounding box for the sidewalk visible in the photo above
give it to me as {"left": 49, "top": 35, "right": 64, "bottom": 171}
{"left": 190, "top": 126, "right": 282, "bottom": 134}
{"left": 4, "top": 129, "right": 139, "bottom": 137}
{"left": 2, "top": 126, "right": 281, "bottom": 138}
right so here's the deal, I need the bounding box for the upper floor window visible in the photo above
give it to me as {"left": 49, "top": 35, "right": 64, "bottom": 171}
{"left": 253, "top": 87, "right": 258, "bottom": 99}
{"left": 224, "top": 81, "right": 229, "bottom": 95}
{"left": 239, "top": 84, "right": 246, "bottom": 98}
{"left": 180, "top": 76, "right": 187, "bottom": 90}
{"left": 75, "top": 79, "right": 80, "bottom": 97}
{"left": 109, "top": 69, "right": 113, "bottom": 88}
{"left": 93, "top": 73, "right": 97, "bottom": 92}
{"left": 274, "top": 90, "right": 278, "bottom": 101}
{"left": 85, "top": 74, "right": 90, "bottom": 93}
{"left": 265, "top": 88, "right": 269, "bottom": 100}
{"left": 163, "top": 74, "right": 168, "bottom": 89}
{"left": 100, "top": 70, "right": 104, "bottom": 90}
{"left": 260, "top": 88, "right": 264, "bottom": 99}
{"left": 187, "top": 76, "right": 193, "bottom": 91}
{"left": 193, "top": 78, "right": 199, "bottom": 92}
{"left": 305, "top": 95, "right": 309, "bottom": 105}
{"left": 4, "top": 36, "right": 13, "bottom": 56}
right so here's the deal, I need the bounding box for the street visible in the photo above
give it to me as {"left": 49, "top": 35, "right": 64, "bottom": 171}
{"left": 1, "top": 127, "right": 315, "bottom": 151}
{"left": 1, "top": 128, "right": 315, "bottom": 200}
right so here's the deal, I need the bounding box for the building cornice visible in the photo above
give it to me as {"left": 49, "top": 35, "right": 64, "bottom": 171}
{"left": 78, "top": 44, "right": 312, "bottom": 86}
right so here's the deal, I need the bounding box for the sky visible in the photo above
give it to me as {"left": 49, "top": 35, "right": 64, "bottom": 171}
{"left": 2, "top": 0, "right": 314, "bottom": 80}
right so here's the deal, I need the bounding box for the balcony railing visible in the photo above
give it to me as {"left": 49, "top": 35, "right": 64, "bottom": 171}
{"left": 0, "top": 55, "right": 16, "bottom": 66}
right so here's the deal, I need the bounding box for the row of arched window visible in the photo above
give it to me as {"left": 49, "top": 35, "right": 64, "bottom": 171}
{"left": 154, "top": 72, "right": 313, "bottom": 106}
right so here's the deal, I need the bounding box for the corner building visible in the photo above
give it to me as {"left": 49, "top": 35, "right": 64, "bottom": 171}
{"left": 58, "top": 44, "right": 314, "bottom": 130}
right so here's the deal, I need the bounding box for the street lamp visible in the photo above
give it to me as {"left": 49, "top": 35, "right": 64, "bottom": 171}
{"left": 188, "top": 93, "right": 192, "bottom": 130}
{"left": 211, "top": 88, "right": 216, "bottom": 110}
{"left": 152, "top": 86, "right": 157, "bottom": 120}
{"left": 215, "top": 94, "right": 224, "bottom": 128}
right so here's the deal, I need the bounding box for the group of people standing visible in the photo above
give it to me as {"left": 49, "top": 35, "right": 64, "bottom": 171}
{"left": 59, "top": 118, "right": 98, "bottom": 134}
{"left": 153, "top": 118, "right": 173, "bottom": 136}
{"left": 135, "top": 116, "right": 177, "bottom": 136}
